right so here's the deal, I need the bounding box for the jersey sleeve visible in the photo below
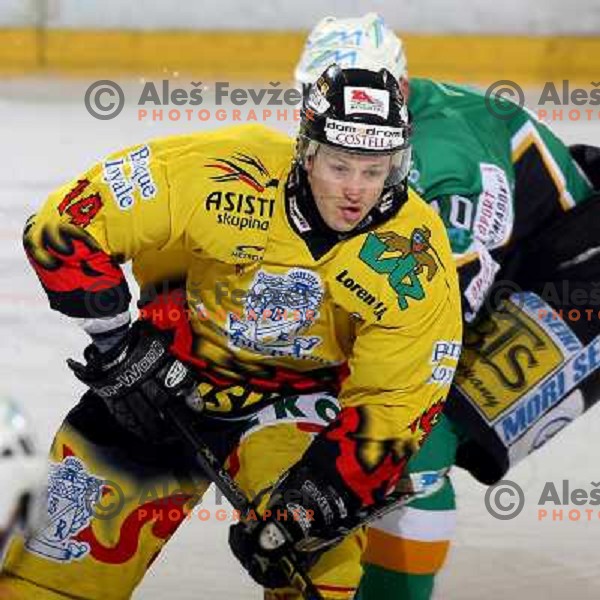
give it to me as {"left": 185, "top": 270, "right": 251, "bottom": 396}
{"left": 508, "top": 105, "right": 594, "bottom": 212}
{"left": 23, "top": 142, "right": 173, "bottom": 326}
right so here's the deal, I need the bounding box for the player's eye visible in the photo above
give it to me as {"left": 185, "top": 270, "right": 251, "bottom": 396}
{"left": 331, "top": 163, "right": 348, "bottom": 174}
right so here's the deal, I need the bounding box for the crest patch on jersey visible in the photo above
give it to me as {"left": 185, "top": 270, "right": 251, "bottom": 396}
{"left": 26, "top": 457, "right": 103, "bottom": 562}
{"left": 359, "top": 226, "right": 440, "bottom": 310}
{"left": 227, "top": 268, "right": 323, "bottom": 359}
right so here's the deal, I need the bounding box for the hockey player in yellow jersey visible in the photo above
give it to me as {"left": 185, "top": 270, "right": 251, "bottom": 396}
{"left": 0, "top": 66, "right": 461, "bottom": 599}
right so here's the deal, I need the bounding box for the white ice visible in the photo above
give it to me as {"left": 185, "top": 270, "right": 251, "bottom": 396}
{"left": 1, "top": 77, "right": 599, "bottom": 599}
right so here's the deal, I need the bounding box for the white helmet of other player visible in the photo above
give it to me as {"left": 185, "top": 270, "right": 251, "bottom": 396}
{"left": 294, "top": 13, "right": 407, "bottom": 89}
{"left": 0, "top": 398, "right": 46, "bottom": 551}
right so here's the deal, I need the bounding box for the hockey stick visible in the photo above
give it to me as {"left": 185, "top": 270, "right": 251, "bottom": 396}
{"left": 160, "top": 400, "right": 324, "bottom": 600}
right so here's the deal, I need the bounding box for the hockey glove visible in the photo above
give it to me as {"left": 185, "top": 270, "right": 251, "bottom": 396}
{"left": 229, "top": 404, "right": 422, "bottom": 588}
{"left": 67, "top": 319, "right": 202, "bottom": 442}
{"left": 228, "top": 462, "right": 359, "bottom": 589}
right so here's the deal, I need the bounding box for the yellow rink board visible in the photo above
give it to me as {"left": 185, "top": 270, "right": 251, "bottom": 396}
{"left": 0, "top": 29, "right": 599, "bottom": 83}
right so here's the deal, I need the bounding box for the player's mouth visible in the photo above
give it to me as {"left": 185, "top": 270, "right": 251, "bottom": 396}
{"left": 339, "top": 205, "right": 363, "bottom": 223}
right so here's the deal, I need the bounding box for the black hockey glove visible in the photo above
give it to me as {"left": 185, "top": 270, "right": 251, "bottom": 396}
{"left": 229, "top": 403, "right": 418, "bottom": 589}
{"left": 229, "top": 519, "right": 313, "bottom": 589}
{"left": 228, "top": 463, "right": 359, "bottom": 589}
{"left": 67, "top": 319, "right": 202, "bottom": 442}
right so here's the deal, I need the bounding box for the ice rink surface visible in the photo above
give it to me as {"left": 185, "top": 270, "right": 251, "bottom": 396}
{"left": 1, "top": 77, "right": 600, "bottom": 599}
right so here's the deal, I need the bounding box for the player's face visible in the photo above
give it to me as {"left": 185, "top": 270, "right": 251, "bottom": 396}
{"left": 306, "top": 146, "right": 391, "bottom": 233}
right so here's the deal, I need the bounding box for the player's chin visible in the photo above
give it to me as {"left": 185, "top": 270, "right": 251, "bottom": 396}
{"left": 341, "top": 215, "right": 365, "bottom": 232}
{"left": 329, "top": 219, "right": 357, "bottom": 233}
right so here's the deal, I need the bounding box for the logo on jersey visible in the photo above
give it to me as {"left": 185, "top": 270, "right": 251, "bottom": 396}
{"left": 473, "top": 163, "right": 513, "bottom": 248}
{"left": 429, "top": 340, "right": 462, "bottom": 385}
{"left": 334, "top": 269, "right": 388, "bottom": 321}
{"left": 204, "top": 154, "right": 278, "bottom": 231}
{"left": 26, "top": 457, "right": 102, "bottom": 562}
{"left": 344, "top": 87, "right": 389, "bottom": 119}
{"left": 227, "top": 269, "right": 323, "bottom": 359}
{"left": 455, "top": 292, "right": 583, "bottom": 428}
{"left": 231, "top": 245, "right": 265, "bottom": 262}
{"left": 241, "top": 393, "right": 341, "bottom": 440}
{"left": 206, "top": 153, "right": 278, "bottom": 193}
{"left": 464, "top": 242, "right": 501, "bottom": 320}
{"left": 496, "top": 337, "right": 597, "bottom": 448}
{"left": 358, "top": 226, "right": 440, "bottom": 310}
{"left": 103, "top": 145, "right": 158, "bottom": 211}
{"left": 205, "top": 191, "right": 275, "bottom": 231}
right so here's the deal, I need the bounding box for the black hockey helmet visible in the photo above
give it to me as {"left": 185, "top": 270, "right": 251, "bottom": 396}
{"left": 296, "top": 64, "right": 412, "bottom": 186}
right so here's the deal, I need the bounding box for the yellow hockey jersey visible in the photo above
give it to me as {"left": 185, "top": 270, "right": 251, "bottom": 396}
{"left": 24, "top": 124, "right": 462, "bottom": 424}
